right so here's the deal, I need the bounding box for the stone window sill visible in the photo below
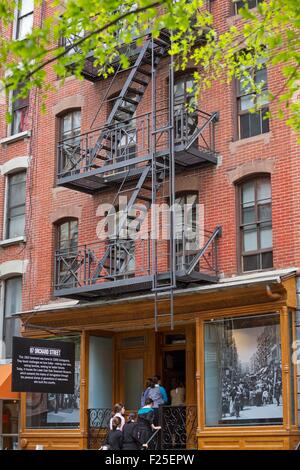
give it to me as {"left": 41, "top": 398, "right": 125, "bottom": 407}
{"left": 229, "top": 132, "right": 272, "bottom": 153}
{"left": 0, "top": 236, "right": 26, "bottom": 247}
{"left": 0, "top": 130, "right": 31, "bottom": 146}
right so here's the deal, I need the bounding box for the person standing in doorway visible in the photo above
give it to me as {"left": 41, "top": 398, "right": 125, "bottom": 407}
{"left": 170, "top": 381, "right": 185, "bottom": 406}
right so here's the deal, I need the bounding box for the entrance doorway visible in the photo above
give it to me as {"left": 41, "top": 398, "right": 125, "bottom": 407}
{"left": 0, "top": 400, "right": 19, "bottom": 450}
{"left": 162, "top": 350, "right": 186, "bottom": 402}
{"left": 158, "top": 331, "right": 197, "bottom": 450}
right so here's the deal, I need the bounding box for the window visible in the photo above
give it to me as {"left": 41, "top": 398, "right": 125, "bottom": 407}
{"left": 108, "top": 209, "right": 135, "bottom": 277}
{"left": 174, "top": 75, "right": 198, "bottom": 143}
{"left": 6, "top": 172, "right": 26, "bottom": 239}
{"left": 59, "top": 110, "right": 81, "bottom": 174}
{"left": 204, "top": 313, "right": 282, "bottom": 427}
{"left": 15, "top": 0, "right": 34, "bottom": 40}
{"left": 238, "top": 176, "right": 272, "bottom": 272}
{"left": 175, "top": 193, "right": 199, "bottom": 271}
{"left": 237, "top": 60, "right": 269, "bottom": 139}
{"left": 108, "top": 92, "right": 137, "bottom": 168}
{"left": 234, "top": 0, "right": 263, "bottom": 14}
{"left": 3, "top": 277, "right": 22, "bottom": 359}
{"left": 56, "top": 219, "right": 78, "bottom": 288}
{"left": 11, "top": 87, "right": 29, "bottom": 135}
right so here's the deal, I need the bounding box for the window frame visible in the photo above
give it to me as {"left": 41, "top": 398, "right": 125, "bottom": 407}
{"left": 15, "top": 0, "right": 34, "bottom": 41}
{"left": 2, "top": 276, "right": 22, "bottom": 359}
{"left": 60, "top": 109, "right": 81, "bottom": 143}
{"left": 234, "top": 0, "right": 264, "bottom": 15}
{"left": 55, "top": 218, "right": 79, "bottom": 289}
{"left": 5, "top": 171, "right": 26, "bottom": 240}
{"left": 236, "top": 62, "right": 269, "bottom": 140}
{"left": 56, "top": 218, "right": 79, "bottom": 254}
{"left": 10, "top": 87, "right": 29, "bottom": 136}
{"left": 237, "top": 175, "right": 273, "bottom": 273}
{"left": 58, "top": 109, "right": 82, "bottom": 175}
{"left": 174, "top": 192, "right": 199, "bottom": 271}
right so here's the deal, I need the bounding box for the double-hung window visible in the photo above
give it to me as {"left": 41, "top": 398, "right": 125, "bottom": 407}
{"left": 11, "top": 87, "right": 29, "bottom": 135}
{"left": 15, "top": 0, "right": 34, "bottom": 40}
{"left": 3, "top": 277, "right": 22, "bottom": 359}
{"left": 238, "top": 176, "right": 273, "bottom": 272}
{"left": 6, "top": 172, "right": 26, "bottom": 239}
{"left": 237, "top": 60, "right": 269, "bottom": 139}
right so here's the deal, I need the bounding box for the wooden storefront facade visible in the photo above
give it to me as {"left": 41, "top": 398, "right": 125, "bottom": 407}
{"left": 18, "top": 273, "right": 300, "bottom": 450}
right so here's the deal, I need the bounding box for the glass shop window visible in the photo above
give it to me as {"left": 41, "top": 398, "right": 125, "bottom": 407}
{"left": 204, "top": 313, "right": 283, "bottom": 426}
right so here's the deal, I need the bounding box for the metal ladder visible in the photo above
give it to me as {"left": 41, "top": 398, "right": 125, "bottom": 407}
{"left": 151, "top": 45, "right": 176, "bottom": 331}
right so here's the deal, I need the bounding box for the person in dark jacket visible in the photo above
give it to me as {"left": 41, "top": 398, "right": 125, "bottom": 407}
{"left": 103, "top": 416, "right": 123, "bottom": 450}
{"left": 136, "top": 398, "right": 161, "bottom": 449}
{"left": 122, "top": 413, "right": 139, "bottom": 450}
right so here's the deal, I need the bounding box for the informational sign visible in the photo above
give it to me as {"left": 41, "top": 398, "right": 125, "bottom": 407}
{"left": 12, "top": 337, "right": 75, "bottom": 394}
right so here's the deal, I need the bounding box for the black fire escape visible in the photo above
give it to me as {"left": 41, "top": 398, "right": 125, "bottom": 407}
{"left": 54, "top": 32, "right": 222, "bottom": 328}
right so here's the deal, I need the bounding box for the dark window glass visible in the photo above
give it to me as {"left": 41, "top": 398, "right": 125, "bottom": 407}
{"left": 239, "top": 176, "right": 272, "bottom": 272}
{"left": 3, "top": 277, "right": 22, "bottom": 359}
{"left": 237, "top": 61, "right": 269, "bottom": 139}
{"left": 11, "top": 87, "right": 29, "bottom": 135}
{"left": 15, "top": 0, "right": 34, "bottom": 40}
{"left": 6, "top": 172, "right": 26, "bottom": 238}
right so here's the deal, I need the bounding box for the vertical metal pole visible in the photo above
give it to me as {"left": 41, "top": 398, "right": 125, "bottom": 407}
{"left": 169, "top": 54, "right": 176, "bottom": 288}
{"left": 151, "top": 37, "right": 158, "bottom": 304}
{"left": 169, "top": 53, "right": 176, "bottom": 330}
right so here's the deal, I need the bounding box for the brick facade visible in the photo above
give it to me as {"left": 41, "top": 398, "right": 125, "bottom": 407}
{"left": 0, "top": 0, "right": 299, "bottom": 312}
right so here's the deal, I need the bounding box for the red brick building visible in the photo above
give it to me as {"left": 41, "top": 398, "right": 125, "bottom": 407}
{"left": 0, "top": 0, "right": 299, "bottom": 450}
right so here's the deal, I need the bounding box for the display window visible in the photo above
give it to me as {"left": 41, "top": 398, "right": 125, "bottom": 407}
{"left": 204, "top": 313, "right": 283, "bottom": 426}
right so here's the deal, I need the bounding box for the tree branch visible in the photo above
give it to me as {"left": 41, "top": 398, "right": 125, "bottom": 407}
{"left": 5, "top": 0, "right": 166, "bottom": 89}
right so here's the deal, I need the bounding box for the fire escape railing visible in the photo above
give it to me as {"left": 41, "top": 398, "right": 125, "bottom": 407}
{"left": 54, "top": 227, "right": 221, "bottom": 292}
{"left": 57, "top": 106, "right": 218, "bottom": 182}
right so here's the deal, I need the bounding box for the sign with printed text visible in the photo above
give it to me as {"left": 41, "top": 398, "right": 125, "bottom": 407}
{"left": 12, "top": 337, "right": 75, "bottom": 393}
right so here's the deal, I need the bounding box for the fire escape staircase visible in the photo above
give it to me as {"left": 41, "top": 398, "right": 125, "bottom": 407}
{"left": 54, "top": 33, "right": 222, "bottom": 300}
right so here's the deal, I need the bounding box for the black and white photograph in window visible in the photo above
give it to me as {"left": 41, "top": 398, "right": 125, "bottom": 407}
{"left": 205, "top": 313, "right": 282, "bottom": 426}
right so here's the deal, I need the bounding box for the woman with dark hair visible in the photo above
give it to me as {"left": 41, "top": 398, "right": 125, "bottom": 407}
{"left": 109, "top": 403, "right": 125, "bottom": 431}
{"left": 102, "top": 416, "right": 123, "bottom": 450}
{"left": 122, "top": 413, "right": 139, "bottom": 450}
{"left": 136, "top": 398, "right": 161, "bottom": 449}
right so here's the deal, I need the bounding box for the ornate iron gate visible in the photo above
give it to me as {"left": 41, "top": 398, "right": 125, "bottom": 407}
{"left": 87, "top": 408, "right": 111, "bottom": 449}
{"left": 87, "top": 406, "right": 197, "bottom": 450}
{"left": 158, "top": 405, "right": 197, "bottom": 450}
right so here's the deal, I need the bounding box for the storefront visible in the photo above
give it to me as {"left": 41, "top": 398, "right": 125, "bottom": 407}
{"left": 18, "top": 271, "right": 300, "bottom": 450}
{"left": 0, "top": 364, "right": 20, "bottom": 450}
